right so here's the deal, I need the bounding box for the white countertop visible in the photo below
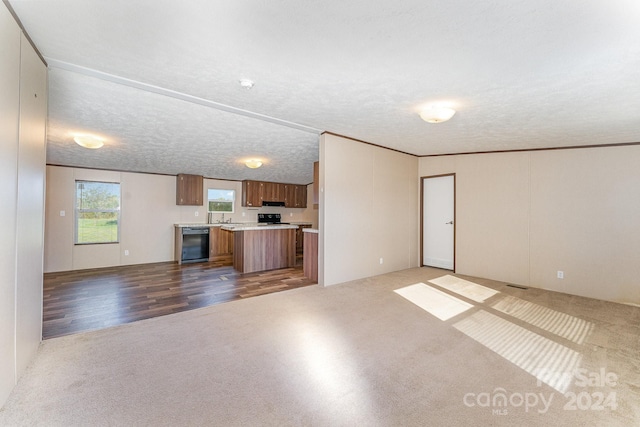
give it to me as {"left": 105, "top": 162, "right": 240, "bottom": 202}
{"left": 173, "top": 222, "right": 258, "bottom": 228}
{"left": 175, "top": 223, "right": 219, "bottom": 228}
{"left": 221, "top": 224, "right": 298, "bottom": 231}
{"left": 175, "top": 222, "right": 313, "bottom": 229}
{"left": 303, "top": 228, "right": 319, "bottom": 234}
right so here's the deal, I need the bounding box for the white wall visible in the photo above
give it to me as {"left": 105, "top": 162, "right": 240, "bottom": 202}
{"left": 528, "top": 147, "right": 640, "bottom": 303}
{"left": 420, "top": 145, "right": 640, "bottom": 305}
{"left": 44, "top": 166, "right": 317, "bottom": 272}
{"left": 319, "top": 133, "right": 419, "bottom": 286}
{"left": 0, "top": 4, "right": 21, "bottom": 408}
{"left": 15, "top": 32, "right": 47, "bottom": 375}
{"left": 0, "top": 3, "right": 47, "bottom": 408}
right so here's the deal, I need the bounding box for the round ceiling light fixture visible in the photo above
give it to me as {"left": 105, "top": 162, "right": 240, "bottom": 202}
{"left": 419, "top": 106, "right": 456, "bottom": 123}
{"left": 245, "top": 159, "right": 263, "bottom": 169}
{"left": 73, "top": 134, "right": 104, "bottom": 149}
{"left": 239, "top": 79, "right": 255, "bottom": 89}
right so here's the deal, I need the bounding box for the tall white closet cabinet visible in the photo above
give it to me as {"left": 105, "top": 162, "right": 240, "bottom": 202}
{"left": 0, "top": 3, "right": 47, "bottom": 408}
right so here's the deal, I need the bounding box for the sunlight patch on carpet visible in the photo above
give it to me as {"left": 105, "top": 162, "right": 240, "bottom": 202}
{"left": 453, "top": 310, "right": 582, "bottom": 393}
{"left": 394, "top": 283, "right": 473, "bottom": 321}
{"left": 491, "top": 295, "right": 595, "bottom": 345}
{"left": 428, "top": 275, "right": 499, "bottom": 303}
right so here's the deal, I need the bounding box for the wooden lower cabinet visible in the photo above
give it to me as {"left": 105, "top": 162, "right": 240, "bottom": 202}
{"left": 175, "top": 227, "right": 183, "bottom": 264}
{"left": 295, "top": 224, "right": 312, "bottom": 253}
{"left": 209, "top": 227, "right": 233, "bottom": 264}
{"left": 303, "top": 231, "right": 318, "bottom": 282}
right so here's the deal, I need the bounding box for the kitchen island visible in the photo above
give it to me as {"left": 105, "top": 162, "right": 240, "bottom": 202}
{"left": 222, "top": 224, "right": 298, "bottom": 274}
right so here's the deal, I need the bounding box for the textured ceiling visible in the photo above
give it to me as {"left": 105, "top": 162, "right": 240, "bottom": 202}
{"left": 8, "top": 0, "right": 640, "bottom": 184}
{"left": 45, "top": 68, "right": 319, "bottom": 183}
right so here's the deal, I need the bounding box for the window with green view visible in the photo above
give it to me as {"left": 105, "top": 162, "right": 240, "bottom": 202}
{"left": 208, "top": 189, "right": 235, "bottom": 213}
{"left": 75, "top": 181, "right": 121, "bottom": 244}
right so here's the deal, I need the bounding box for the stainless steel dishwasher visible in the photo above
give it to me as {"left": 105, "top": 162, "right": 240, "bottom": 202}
{"left": 181, "top": 227, "right": 210, "bottom": 263}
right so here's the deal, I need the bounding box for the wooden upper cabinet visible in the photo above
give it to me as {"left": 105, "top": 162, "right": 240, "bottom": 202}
{"left": 295, "top": 185, "right": 307, "bottom": 208}
{"left": 284, "top": 184, "right": 295, "bottom": 207}
{"left": 243, "top": 180, "right": 306, "bottom": 208}
{"left": 284, "top": 184, "right": 307, "bottom": 208}
{"left": 242, "top": 180, "right": 264, "bottom": 207}
{"left": 263, "top": 181, "right": 285, "bottom": 203}
{"left": 313, "top": 161, "right": 319, "bottom": 208}
{"left": 262, "top": 181, "right": 274, "bottom": 202}
{"left": 176, "top": 174, "right": 203, "bottom": 205}
{"left": 274, "top": 182, "right": 286, "bottom": 202}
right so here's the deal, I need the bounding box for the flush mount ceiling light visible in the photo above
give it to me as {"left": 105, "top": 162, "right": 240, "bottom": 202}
{"left": 419, "top": 106, "right": 456, "bottom": 123}
{"left": 239, "top": 79, "right": 255, "bottom": 89}
{"left": 73, "top": 134, "right": 104, "bottom": 149}
{"left": 245, "top": 159, "right": 263, "bottom": 169}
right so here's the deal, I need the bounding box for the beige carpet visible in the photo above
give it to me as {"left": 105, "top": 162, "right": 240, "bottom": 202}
{"left": 1, "top": 267, "right": 639, "bottom": 426}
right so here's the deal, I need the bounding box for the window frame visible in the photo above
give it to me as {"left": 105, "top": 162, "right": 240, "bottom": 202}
{"left": 207, "top": 188, "right": 236, "bottom": 213}
{"left": 74, "top": 180, "right": 121, "bottom": 245}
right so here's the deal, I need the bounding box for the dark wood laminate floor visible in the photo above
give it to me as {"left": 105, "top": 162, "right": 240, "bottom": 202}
{"left": 43, "top": 258, "right": 316, "bottom": 339}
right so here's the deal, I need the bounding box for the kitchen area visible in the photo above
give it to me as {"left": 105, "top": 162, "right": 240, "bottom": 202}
{"left": 173, "top": 165, "right": 319, "bottom": 282}
{"left": 41, "top": 163, "right": 320, "bottom": 339}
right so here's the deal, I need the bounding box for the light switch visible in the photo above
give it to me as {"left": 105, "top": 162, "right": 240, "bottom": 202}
{"left": 60, "top": 210, "right": 65, "bottom": 217}
{"left": 195, "top": 211, "right": 199, "bottom": 217}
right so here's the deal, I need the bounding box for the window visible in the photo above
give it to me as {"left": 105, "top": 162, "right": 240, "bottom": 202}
{"left": 208, "top": 188, "right": 235, "bottom": 213}
{"left": 75, "top": 181, "right": 121, "bottom": 244}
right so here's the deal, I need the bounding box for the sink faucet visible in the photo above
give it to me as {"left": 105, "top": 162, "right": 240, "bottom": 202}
{"left": 220, "top": 213, "right": 225, "bottom": 223}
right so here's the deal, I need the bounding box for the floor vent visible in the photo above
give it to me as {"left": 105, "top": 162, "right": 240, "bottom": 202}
{"left": 506, "top": 284, "right": 528, "bottom": 290}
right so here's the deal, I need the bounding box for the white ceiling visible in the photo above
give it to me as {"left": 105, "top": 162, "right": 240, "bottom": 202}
{"left": 9, "top": 0, "right": 640, "bottom": 184}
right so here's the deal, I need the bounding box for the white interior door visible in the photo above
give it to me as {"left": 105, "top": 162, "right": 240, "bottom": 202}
{"left": 423, "top": 175, "right": 455, "bottom": 270}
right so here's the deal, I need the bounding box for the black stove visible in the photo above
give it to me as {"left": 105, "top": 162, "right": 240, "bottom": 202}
{"left": 257, "top": 213, "right": 289, "bottom": 225}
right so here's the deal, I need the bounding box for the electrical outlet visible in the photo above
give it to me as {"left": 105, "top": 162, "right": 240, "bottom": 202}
{"left": 59, "top": 210, "right": 65, "bottom": 217}
{"left": 242, "top": 212, "right": 246, "bottom": 217}
{"left": 194, "top": 211, "right": 199, "bottom": 217}
{"left": 557, "top": 271, "right": 564, "bottom": 279}
{"left": 379, "top": 257, "right": 384, "bottom": 265}
{"left": 124, "top": 250, "right": 129, "bottom": 256}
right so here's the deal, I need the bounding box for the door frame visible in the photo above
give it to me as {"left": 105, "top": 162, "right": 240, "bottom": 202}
{"left": 420, "top": 173, "right": 456, "bottom": 271}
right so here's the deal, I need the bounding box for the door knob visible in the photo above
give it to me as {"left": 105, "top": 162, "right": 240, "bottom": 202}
{"left": 445, "top": 221, "right": 454, "bottom": 225}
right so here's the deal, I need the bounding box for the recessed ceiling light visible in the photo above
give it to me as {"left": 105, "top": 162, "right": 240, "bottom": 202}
{"left": 239, "top": 79, "right": 255, "bottom": 89}
{"left": 73, "top": 134, "right": 104, "bottom": 149}
{"left": 419, "top": 106, "right": 456, "bottom": 123}
{"left": 245, "top": 159, "right": 263, "bottom": 169}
